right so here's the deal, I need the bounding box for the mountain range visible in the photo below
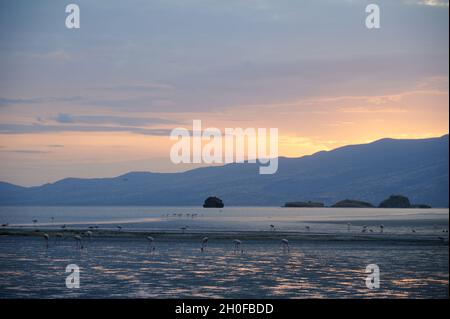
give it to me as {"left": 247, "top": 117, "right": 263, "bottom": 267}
{"left": 0, "top": 135, "right": 448, "bottom": 207}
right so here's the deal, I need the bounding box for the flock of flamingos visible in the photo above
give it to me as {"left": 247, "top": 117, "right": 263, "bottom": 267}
{"left": 2, "top": 212, "right": 449, "bottom": 253}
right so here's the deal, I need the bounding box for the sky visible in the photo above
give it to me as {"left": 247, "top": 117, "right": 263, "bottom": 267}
{"left": 0, "top": 0, "right": 449, "bottom": 186}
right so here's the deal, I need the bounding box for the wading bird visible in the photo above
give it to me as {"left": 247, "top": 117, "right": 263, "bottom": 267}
{"left": 281, "top": 238, "right": 290, "bottom": 252}
{"left": 201, "top": 236, "right": 208, "bottom": 252}
{"left": 233, "top": 239, "right": 242, "bottom": 253}
{"left": 146, "top": 236, "right": 155, "bottom": 252}
{"left": 74, "top": 235, "right": 82, "bottom": 249}
{"left": 55, "top": 233, "right": 63, "bottom": 245}
{"left": 43, "top": 233, "right": 49, "bottom": 249}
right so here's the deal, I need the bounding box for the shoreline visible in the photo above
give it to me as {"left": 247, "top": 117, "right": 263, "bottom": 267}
{"left": 1, "top": 227, "right": 448, "bottom": 244}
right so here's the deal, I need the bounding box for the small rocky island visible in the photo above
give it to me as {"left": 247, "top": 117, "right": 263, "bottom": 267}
{"left": 378, "top": 195, "right": 431, "bottom": 208}
{"left": 410, "top": 204, "right": 432, "bottom": 209}
{"left": 379, "top": 195, "right": 410, "bottom": 208}
{"left": 331, "top": 199, "right": 374, "bottom": 208}
{"left": 283, "top": 195, "right": 431, "bottom": 209}
{"left": 203, "top": 196, "right": 224, "bottom": 208}
{"left": 284, "top": 201, "right": 324, "bottom": 208}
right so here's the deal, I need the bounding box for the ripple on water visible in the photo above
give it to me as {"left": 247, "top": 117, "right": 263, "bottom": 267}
{"left": 0, "top": 236, "right": 448, "bottom": 298}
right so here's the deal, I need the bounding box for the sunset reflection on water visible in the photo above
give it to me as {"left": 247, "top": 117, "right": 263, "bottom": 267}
{"left": 0, "top": 237, "right": 447, "bottom": 298}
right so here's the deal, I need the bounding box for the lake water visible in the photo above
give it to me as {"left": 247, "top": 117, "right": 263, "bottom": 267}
{"left": 0, "top": 206, "right": 448, "bottom": 298}
{"left": 1, "top": 206, "right": 448, "bottom": 234}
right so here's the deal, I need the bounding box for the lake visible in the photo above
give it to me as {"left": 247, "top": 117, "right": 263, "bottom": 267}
{"left": 0, "top": 206, "right": 448, "bottom": 298}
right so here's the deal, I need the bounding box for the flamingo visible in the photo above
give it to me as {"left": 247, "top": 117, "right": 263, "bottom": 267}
{"left": 55, "top": 232, "right": 63, "bottom": 245}
{"left": 43, "top": 233, "right": 49, "bottom": 249}
{"left": 233, "top": 239, "right": 242, "bottom": 253}
{"left": 281, "top": 238, "right": 290, "bottom": 252}
{"left": 74, "top": 235, "right": 82, "bottom": 249}
{"left": 201, "top": 236, "right": 208, "bottom": 252}
{"left": 146, "top": 236, "right": 155, "bottom": 252}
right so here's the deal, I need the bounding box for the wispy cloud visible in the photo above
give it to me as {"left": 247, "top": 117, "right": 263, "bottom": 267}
{"left": 87, "top": 83, "right": 175, "bottom": 92}
{"left": 0, "top": 96, "right": 82, "bottom": 107}
{"left": 0, "top": 149, "right": 51, "bottom": 154}
{"left": 0, "top": 123, "right": 173, "bottom": 136}
{"left": 52, "top": 113, "right": 179, "bottom": 126}
{"left": 27, "top": 50, "right": 72, "bottom": 62}
{"left": 416, "top": 0, "right": 449, "bottom": 7}
{"left": 46, "top": 144, "right": 64, "bottom": 148}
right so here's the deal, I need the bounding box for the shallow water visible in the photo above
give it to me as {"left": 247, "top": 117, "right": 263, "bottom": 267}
{"left": 0, "top": 236, "right": 447, "bottom": 298}
{"left": 0, "top": 207, "right": 448, "bottom": 298}
{"left": 0, "top": 206, "right": 448, "bottom": 235}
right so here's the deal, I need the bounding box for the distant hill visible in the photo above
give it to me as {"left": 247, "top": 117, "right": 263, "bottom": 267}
{"left": 0, "top": 135, "right": 448, "bottom": 207}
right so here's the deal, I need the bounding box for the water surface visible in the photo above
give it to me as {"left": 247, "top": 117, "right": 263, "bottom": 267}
{"left": 0, "top": 207, "right": 448, "bottom": 298}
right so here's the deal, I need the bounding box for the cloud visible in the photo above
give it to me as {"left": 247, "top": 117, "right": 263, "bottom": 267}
{"left": 0, "top": 96, "right": 82, "bottom": 107}
{"left": 87, "top": 83, "right": 175, "bottom": 92}
{"left": 0, "top": 149, "right": 51, "bottom": 154}
{"left": 52, "top": 113, "right": 179, "bottom": 126}
{"left": 414, "top": 0, "right": 449, "bottom": 7}
{"left": 28, "top": 50, "right": 72, "bottom": 62}
{"left": 0, "top": 123, "right": 174, "bottom": 136}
